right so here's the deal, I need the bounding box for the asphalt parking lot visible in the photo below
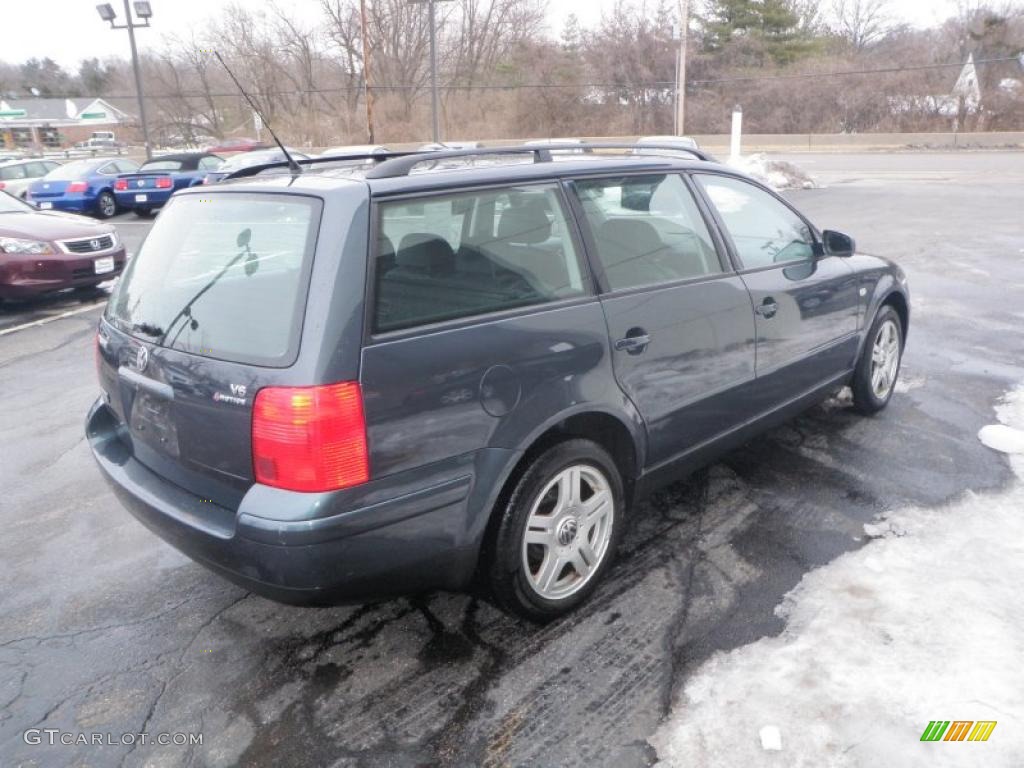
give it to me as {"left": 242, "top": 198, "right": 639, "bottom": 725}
{"left": 2, "top": 151, "right": 1024, "bottom": 768}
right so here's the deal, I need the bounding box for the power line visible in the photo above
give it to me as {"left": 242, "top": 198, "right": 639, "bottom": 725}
{"left": 13, "top": 56, "right": 1021, "bottom": 101}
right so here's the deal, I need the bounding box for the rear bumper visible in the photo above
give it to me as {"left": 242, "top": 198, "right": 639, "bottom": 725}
{"left": 31, "top": 197, "right": 94, "bottom": 213}
{"left": 114, "top": 191, "right": 171, "bottom": 209}
{"left": 86, "top": 398, "right": 513, "bottom": 604}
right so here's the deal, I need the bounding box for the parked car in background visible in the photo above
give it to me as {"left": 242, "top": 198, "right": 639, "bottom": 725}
{"left": 114, "top": 152, "right": 223, "bottom": 217}
{"left": 632, "top": 135, "right": 702, "bottom": 158}
{"left": 26, "top": 157, "right": 139, "bottom": 218}
{"left": 523, "top": 138, "right": 591, "bottom": 155}
{"left": 201, "top": 148, "right": 310, "bottom": 184}
{"left": 206, "top": 138, "right": 268, "bottom": 154}
{"left": 0, "top": 158, "right": 62, "bottom": 199}
{"left": 0, "top": 190, "right": 126, "bottom": 300}
{"left": 419, "top": 141, "right": 484, "bottom": 151}
{"left": 319, "top": 144, "right": 390, "bottom": 158}
{"left": 87, "top": 143, "right": 909, "bottom": 621}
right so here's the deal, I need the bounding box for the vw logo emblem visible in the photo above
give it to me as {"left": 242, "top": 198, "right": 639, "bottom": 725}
{"left": 90, "top": 239, "right": 101, "bottom": 251}
{"left": 135, "top": 345, "right": 149, "bottom": 372}
{"left": 556, "top": 518, "right": 579, "bottom": 547}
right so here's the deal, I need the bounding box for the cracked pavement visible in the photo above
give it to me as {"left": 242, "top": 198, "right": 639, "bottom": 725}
{"left": 2, "top": 152, "right": 1023, "bottom": 767}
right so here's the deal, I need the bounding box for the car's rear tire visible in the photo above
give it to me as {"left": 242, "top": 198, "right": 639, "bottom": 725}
{"left": 96, "top": 191, "right": 117, "bottom": 219}
{"left": 487, "top": 439, "right": 624, "bottom": 622}
{"left": 852, "top": 304, "right": 903, "bottom": 415}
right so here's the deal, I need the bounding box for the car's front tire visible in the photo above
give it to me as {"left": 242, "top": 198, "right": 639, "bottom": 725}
{"left": 852, "top": 304, "right": 903, "bottom": 414}
{"left": 487, "top": 439, "right": 624, "bottom": 622}
{"left": 96, "top": 191, "right": 117, "bottom": 219}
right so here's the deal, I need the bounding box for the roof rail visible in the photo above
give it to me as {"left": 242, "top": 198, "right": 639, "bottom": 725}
{"left": 365, "top": 141, "right": 713, "bottom": 180}
{"left": 223, "top": 150, "right": 419, "bottom": 180}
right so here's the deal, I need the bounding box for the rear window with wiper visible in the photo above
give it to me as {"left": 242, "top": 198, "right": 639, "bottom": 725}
{"left": 106, "top": 193, "right": 321, "bottom": 367}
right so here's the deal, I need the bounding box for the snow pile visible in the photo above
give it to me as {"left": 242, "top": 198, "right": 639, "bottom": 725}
{"left": 726, "top": 153, "right": 816, "bottom": 190}
{"left": 651, "top": 385, "right": 1024, "bottom": 767}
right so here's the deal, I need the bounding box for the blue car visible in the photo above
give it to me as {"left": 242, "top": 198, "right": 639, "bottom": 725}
{"left": 114, "top": 152, "right": 223, "bottom": 218}
{"left": 27, "top": 157, "right": 140, "bottom": 219}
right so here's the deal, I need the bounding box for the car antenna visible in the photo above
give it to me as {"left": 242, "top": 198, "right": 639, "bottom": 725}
{"left": 213, "top": 51, "right": 302, "bottom": 176}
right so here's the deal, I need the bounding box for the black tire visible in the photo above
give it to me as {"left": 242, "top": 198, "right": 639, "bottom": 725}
{"left": 487, "top": 439, "right": 625, "bottom": 622}
{"left": 851, "top": 304, "right": 903, "bottom": 415}
{"left": 134, "top": 208, "right": 155, "bottom": 218}
{"left": 96, "top": 191, "right": 117, "bottom": 219}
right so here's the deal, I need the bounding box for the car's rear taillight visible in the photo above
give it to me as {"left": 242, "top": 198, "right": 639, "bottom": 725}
{"left": 0, "top": 182, "right": 5, "bottom": 190}
{"left": 155, "top": 177, "right": 172, "bottom": 189}
{"left": 252, "top": 382, "right": 370, "bottom": 492}
{"left": 67, "top": 181, "right": 88, "bottom": 193}
{"left": 114, "top": 179, "right": 128, "bottom": 191}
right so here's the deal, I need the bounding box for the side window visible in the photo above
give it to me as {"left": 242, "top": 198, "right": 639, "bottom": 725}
{"left": 199, "top": 156, "right": 223, "bottom": 170}
{"left": 25, "top": 162, "right": 48, "bottom": 178}
{"left": 572, "top": 174, "right": 722, "bottom": 292}
{"left": 0, "top": 164, "right": 27, "bottom": 180}
{"left": 116, "top": 160, "right": 139, "bottom": 173}
{"left": 98, "top": 163, "right": 116, "bottom": 175}
{"left": 697, "top": 175, "right": 814, "bottom": 269}
{"left": 374, "top": 184, "right": 586, "bottom": 332}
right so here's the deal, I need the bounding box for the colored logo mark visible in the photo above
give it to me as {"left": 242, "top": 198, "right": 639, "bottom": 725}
{"left": 921, "top": 721, "right": 997, "bottom": 742}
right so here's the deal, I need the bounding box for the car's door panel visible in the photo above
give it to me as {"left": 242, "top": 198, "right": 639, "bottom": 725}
{"left": 567, "top": 173, "right": 758, "bottom": 467}
{"left": 694, "top": 173, "right": 860, "bottom": 406}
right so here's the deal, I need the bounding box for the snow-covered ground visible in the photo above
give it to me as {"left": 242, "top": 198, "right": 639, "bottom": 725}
{"left": 651, "top": 386, "right": 1024, "bottom": 767}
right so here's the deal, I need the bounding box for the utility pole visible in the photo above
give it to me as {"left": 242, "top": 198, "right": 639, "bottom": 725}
{"left": 97, "top": 1, "right": 154, "bottom": 160}
{"left": 360, "top": 0, "right": 375, "bottom": 143}
{"left": 411, "top": 0, "right": 452, "bottom": 144}
{"left": 675, "top": 0, "right": 689, "bottom": 137}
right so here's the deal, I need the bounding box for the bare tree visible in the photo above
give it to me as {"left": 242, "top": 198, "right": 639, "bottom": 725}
{"left": 832, "top": 0, "right": 893, "bottom": 50}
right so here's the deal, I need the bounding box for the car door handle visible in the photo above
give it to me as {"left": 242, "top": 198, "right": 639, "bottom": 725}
{"left": 755, "top": 298, "right": 779, "bottom": 319}
{"left": 614, "top": 333, "right": 651, "bottom": 354}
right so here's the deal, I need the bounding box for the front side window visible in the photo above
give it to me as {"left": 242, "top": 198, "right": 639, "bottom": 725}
{"left": 572, "top": 174, "right": 722, "bottom": 291}
{"left": 0, "top": 164, "right": 27, "bottom": 181}
{"left": 697, "top": 175, "right": 815, "bottom": 269}
{"left": 374, "top": 184, "right": 586, "bottom": 332}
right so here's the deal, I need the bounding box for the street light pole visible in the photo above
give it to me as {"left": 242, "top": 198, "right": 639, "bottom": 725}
{"left": 675, "top": 0, "right": 689, "bottom": 137}
{"left": 410, "top": 0, "right": 452, "bottom": 144}
{"left": 97, "top": 1, "right": 154, "bottom": 159}
{"left": 428, "top": 0, "right": 440, "bottom": 143}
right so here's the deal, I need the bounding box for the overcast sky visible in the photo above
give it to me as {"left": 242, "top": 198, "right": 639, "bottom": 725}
{"left": 1, "top": 0, "right": 974, "bottom": 69}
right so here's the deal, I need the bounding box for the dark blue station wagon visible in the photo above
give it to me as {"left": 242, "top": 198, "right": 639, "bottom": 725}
{"left": 87, "top": 145, "right": 909, "bottom": 620}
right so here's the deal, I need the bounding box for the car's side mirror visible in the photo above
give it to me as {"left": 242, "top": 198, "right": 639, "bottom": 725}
{"left": 822, "top": 230, "right": 855, "bottom": 257}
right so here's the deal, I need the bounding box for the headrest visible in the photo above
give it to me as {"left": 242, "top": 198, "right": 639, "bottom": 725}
{"left": 597, "top": 218, "right": 665, "bottom": 256}
{"left": 397, "top": 233, "right": 456, "bottom": 274}
{"left": 497, "top": 198, "right": 552, "bottom": 244}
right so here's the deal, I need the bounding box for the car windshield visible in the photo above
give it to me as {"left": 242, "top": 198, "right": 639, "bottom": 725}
{"left": 45, "top": 160, "right": 103, "bottom": 180}
{"left": 141, "top": 159, "right": 184, "bottom": 172}
{"left": 105, "top": 193, "right": 321, "bottom": 367}
{"left": 0, "top": 191, "right": 34, "bottom": 213}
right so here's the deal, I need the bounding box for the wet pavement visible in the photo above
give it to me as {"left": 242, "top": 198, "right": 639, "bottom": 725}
{"left": 2, "top": 152, "right": 1023, "bottom": 767}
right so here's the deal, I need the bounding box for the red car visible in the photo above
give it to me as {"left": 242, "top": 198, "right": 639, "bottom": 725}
{"left": 0, "top": 191, "right": 126, "bottom": 300}
{"left": 205, "top": 138, "right": 269, "bottom": 154}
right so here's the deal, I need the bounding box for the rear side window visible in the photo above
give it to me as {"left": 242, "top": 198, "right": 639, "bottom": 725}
{"left": 697, "top": 175, "right": 814, "bottom": 269}
{"left": 572, "top": 174, "right": 722, "bottom": 291}
{"left": 106, "top": 193, "right": 321, "bottom": 366}
{"left": 0, "top": 164, "right": 27, "bottom": 180}
{"left": 374, "top": 184, "right": 586, "bottom": 332}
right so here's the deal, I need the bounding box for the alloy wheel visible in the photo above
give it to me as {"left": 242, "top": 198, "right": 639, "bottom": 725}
{"left": 521, "top": 464, "right": 615, "bottom": 601}
{"left": 870, "top": 319, "right": 901, "bottom": 399}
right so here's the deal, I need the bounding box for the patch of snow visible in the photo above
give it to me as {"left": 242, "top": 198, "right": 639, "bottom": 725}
{"left": 726, "top": 153, "right": 816, "bottom": 190}
{"left": 651, "top": 385, "right": 1024, "bottom": 767}
{"left": 759, "top": 725, "right": 782, "bottom": 751}
{"left": 979, "top": 425, "right": 1024, "bottom": 455}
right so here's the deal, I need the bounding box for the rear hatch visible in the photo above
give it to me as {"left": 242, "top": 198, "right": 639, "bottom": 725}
{"left": 99, "top": 191, "right": 322, "bottom": 509}
{"left": 115, "top": 172, "right": 174, "bottom": 195}
{"left": 31, "top": 179, "right": 71, "bottom": 201}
